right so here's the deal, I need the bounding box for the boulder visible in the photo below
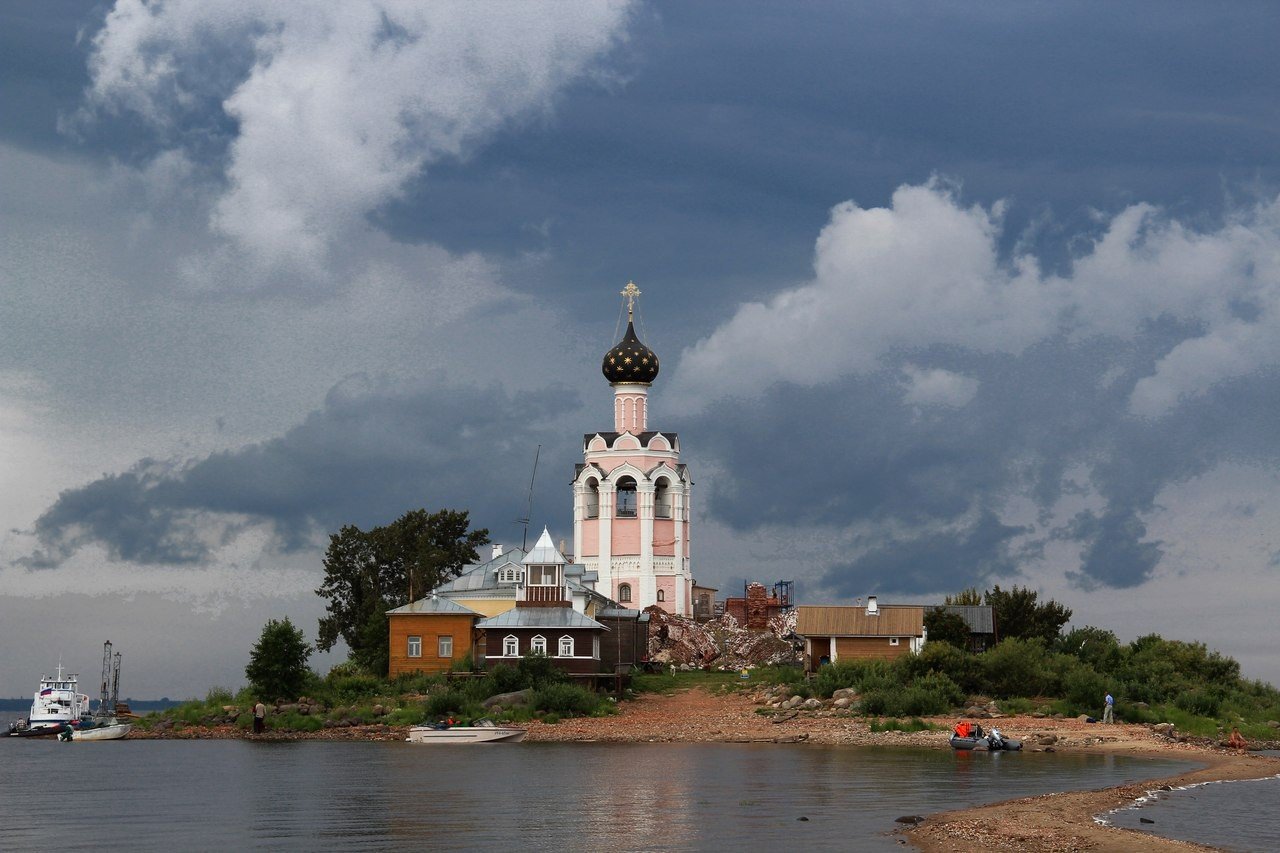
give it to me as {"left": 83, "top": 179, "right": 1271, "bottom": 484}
{"left": 1037, "top": 734, "right": 1058, "bottom": 745}
{"left": 1267, "top": 720, "right": 1280, "bottom": 729}
{"left": 833, "top": 697, "right": 854, "bottom": 710}
{"left": 832, "top": 687, "right": 859, "bottom": 701}
{"left": 482, "top": 688, "right": 534, "bottom": 710}
{"left": 802, "top": 698, "right": 823, "bottom": 711}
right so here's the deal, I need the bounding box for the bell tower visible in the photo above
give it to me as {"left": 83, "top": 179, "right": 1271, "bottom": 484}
{"left": 573, "top": 283, "right": 692, "bottom": 616}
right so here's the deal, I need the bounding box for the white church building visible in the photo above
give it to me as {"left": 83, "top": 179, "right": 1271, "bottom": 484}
{"left": 571, "top": 283, "right": 694, "bottom": 617}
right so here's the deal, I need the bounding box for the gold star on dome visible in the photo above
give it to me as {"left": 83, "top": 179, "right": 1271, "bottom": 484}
{"left": 623, "top": 356, "right": 632, "bottom": 364}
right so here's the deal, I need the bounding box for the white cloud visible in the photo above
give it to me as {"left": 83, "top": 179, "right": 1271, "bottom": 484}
{"left": 78, "top": 0, "right": 635, "bottom": 269}
{"left": 900, "top": 365, "right": 979, "bottom": 408}
{"left": 671, "top": 181, "right": 1280, "bottom": 418}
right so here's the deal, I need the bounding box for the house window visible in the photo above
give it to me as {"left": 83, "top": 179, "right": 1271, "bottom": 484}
{"left": 616, "top": 477, "right": 637, "bottom": 517}
{"left": 438, "top": 635, "right": 453, "bottom": 658}
{"left": 528, "top": 564, "right": 557, "bottom": 586}
{"left": 531, "top": 635, "right": 547, "bottom": 655}
{"left": 558, "top": 635, "right": 574, "bottom": 657}
{"left": 657, "top": 589, "right": 665, "bottom": 602}
{"left": 498, "top": 566, "right": 522, "bottom": 584}
{"left": 618, "top": 583, "right": 632, "bottom": 603}
{"left": 593, "top": 635, "right": 600, "bottom": 659}
{"left": 407, "top": 636, "right": 422, "bottom": 658}
{"left": 889, "top": 637, "right": 900, "bottom": 646}
{"left": 503, "top": 635, "right": 518, "bottom": 656}
{"left": 654, "top": 480, "right": 671, "bottom": 518}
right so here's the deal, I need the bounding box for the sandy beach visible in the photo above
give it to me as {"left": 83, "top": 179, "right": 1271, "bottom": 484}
{"left": 133, "top": 685, "right": 1280, "bottom": 850}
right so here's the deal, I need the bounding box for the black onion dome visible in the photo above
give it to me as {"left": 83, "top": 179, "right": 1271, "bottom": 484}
{"left": 602, "top": 321, "right": 660, "bottom": 384}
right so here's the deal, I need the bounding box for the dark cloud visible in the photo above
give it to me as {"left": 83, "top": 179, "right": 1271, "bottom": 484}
{"left": 684, "top": 327, "right": 1280, "bottom": 593}
{"left": 823, "top": 510, "right": 1031, "bottom": 597}
{"left": 27, "top": 377, "right": 583, "bottom": 568}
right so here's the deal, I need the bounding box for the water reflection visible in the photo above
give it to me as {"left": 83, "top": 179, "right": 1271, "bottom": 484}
{"left": 0, "top": 740, "right": 1193, "bottom": 852}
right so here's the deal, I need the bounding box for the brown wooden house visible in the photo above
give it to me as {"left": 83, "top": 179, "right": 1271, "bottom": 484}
{"left": 386, "top": 595, "right": 481, "bottom": 677}
{"left": 474, "top": 528, "right": 609, "bottom": 674}
{"left": 795, "top": 597, "right": 925, "bottom": 672}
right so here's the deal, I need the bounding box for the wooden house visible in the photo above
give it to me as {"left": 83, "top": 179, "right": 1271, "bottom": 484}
{"left": 474, "top": 528, "right": 609, "bottom": 674}
{"left": 386, "top": 596, "right": 481, "bottom": 677}
{"left": 795, "top": 597, "right": 925, "bottom": 672}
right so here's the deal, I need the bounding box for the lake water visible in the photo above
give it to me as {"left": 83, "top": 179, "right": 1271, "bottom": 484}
{"left": 1, "top": 740, "right": 1194, "bottom": 851}
{"left": 1104, "top": 760, "right": 1280, "bottom": 852}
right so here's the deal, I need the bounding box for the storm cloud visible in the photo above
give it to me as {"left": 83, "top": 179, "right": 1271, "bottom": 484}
{"left": 27, "top": 377, "right": 582, "bottom": 568}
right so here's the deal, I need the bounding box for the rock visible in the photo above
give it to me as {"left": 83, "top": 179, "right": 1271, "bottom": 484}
{"left": 802, "top": 698, "right": 822, "bottom": 711}
{"left": 894, "top": 816, "right": 924, "bottom": 825}
{"left": 1133, "top": 701, "right": 1150, "bottom": 711}
{"left": 1151, "top": 723, "right": 1176, "bottom": 737}
{"left": 833, "top": 697, "right": 853, "bottom": 710}
{"left": 1031, "top": 711, "right": 1047, "bottom": 718}
{"left": 482, "top": 688, "right": 534, "bottom": 710}
{"left": 832, "top": 687, "right": 858, "bottom": 701}
{"left": 1037, "top": 734, "right": 1058, "bottom": 745}
{"left": 1139, "top": 817, "right": 1155, "bottom": 824}
{"left": 1267, "top": 720, "right": 1280, "bottom": 729}
{"left": 796, "top": 816, "right": 809, "bottom": 821}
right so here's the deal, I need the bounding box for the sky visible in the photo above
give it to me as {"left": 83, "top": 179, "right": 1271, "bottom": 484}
{"left": 3, "top": 0, "right": 1280, "bottom": 697}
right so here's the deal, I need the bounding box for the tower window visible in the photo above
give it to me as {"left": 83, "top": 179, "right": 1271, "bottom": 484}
{"left": 618, "top": 583, "right": 632, "bottom": 603}
{"left": 657, "top": 589, "right": 666, "bottom": 602}
{"left": 616, "top": 477, "right": 637, "bottom": 517}
{"left": 654, "top": 479, "right": 672, "bottom": 518}
{"left": 585, "top": 479, "right": 600, "bottom": 519}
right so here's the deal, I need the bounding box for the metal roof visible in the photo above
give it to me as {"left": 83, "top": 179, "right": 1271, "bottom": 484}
{"left": 386, "top": 596, "right": 480, "bottom": 616}
{"left": 475, "top": 607, "right": 608, "bottom": 631}
{"left": 795, "top": 605, "right": 925, "bottom": 637}
{"left": 523, "top": 527, "right": 567, "bottom": 566}
{"left": 933, "top": 605, "right": 995, "bottom": 634}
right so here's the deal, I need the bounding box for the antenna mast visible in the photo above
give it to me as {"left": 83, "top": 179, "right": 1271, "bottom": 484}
{"left": 516, "top": 445, "right": 541, "bottom": 551}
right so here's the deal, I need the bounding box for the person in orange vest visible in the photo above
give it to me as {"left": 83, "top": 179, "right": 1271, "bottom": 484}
{"left": 954, "top": 721, "right": 971, "bottom": 738}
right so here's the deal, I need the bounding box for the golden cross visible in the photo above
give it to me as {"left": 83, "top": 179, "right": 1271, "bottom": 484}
{"left": 620, "top": 280, "right": 641, "bottom": 319}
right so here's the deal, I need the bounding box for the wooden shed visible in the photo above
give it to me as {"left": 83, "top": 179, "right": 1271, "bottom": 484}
{"left": 795, "top": 598, "right": 925, "bottom": 672}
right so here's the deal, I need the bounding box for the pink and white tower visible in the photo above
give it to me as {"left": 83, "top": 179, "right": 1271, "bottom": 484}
{"left": 573, "top": 283, "right": 692, "bottom": 616}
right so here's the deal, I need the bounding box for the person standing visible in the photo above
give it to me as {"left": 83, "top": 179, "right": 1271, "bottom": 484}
{"left": 1102, "top": 691, "right": 1114, "bottom": 724}
{"left": 253, "top": 700, "right": 266, "bottom": 734}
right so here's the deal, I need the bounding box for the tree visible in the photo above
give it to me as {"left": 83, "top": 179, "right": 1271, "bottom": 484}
{"left": 246, "top": 617, "right": 312, "bottom": 701}
{"left": 985, "top": 584, "right": 1072, "bottom": 644}
{"left": 316, "top": 508, "right": 489, "bottom": 673}
{"left": 1058, "top": 625, "right": 1121, "bottom": 674}
{"left": 944, "top": 587, "right": 984, "bottom": 606}
{"left": 924, "top": 607, "right": 972, "bottom": 650}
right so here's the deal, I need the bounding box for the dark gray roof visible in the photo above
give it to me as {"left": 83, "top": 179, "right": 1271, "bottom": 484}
{"left": 596, "top": 607, "right": 647, "bottom": 620}
{"left": 476, "top": 607, "right": 608, "bottom": 631}
{"left": 931, "top": 605, "right": 995, "bottom": 634}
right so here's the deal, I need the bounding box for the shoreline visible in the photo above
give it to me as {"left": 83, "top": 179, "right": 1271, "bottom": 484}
{"left": 127, "top": 686, "right": 1280, "bottom": 850}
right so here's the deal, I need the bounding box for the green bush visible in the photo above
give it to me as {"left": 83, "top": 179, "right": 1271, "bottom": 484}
{"left": 1064, "top": 665, "right": 1108, "bottom": 714}
{"left": 269, "top": 711, "right": 323, "bottom": 733}
{"left": 517, "top": 653, "right": 567, "bottom": 689}
{"left": 1175, "top": 688, "right": 1223, "bottom": 717}
{"left": 425, "top": 689, "right": 468, "bottom": 717}
{"left": 869, "top": 717, "right": 938, "bottom": 733}
{"left": 385, "top": 706, "right": 428, "bottom": 726}
{"left": 980, "top": 638, "right": 1054, "bottom": 698}
{"left": 324, "top": 673, "right": 385, "bottom": 703}
{"left": 533, "top": 683, "right": 602, "bottom": 717}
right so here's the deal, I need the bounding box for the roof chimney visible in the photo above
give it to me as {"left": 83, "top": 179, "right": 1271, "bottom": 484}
{"left": 866, "top": 595, "right": 878, "bottom": 615}
{"left": 492, "top": 543, "right": 504, "bottom": 559}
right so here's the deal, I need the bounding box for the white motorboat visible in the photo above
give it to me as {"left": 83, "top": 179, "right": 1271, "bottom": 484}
{"left": 406, "top": 719, "right": 526, "bottom": 744}
{"left": 61, "top": 722, "right": 133, "bottom": 741}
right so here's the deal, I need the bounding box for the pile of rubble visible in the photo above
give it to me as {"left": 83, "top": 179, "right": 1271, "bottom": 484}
{"left": 646, "top": 607, "right": 801, "bottom": 671}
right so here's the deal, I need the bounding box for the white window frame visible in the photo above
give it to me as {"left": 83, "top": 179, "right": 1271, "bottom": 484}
{"left": 503, "top": 635, "right": 518, "bottom": 656}
{"left": 407, "top": 636, "right": 422, "bottom": 658}
{"left": 593, "top": 635, "right": 600, "bottom": 659}
{"left": 889, "top": 637, "right": 900, "bottom": 646}
{"left": 558, "top": 635, "right": 574, "bottom": 657}
{"left": 438, "top": 635, "right": 453, "bottom": 658}
{"left": 531, "top": 634, "right": 547, "bottom": 656}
